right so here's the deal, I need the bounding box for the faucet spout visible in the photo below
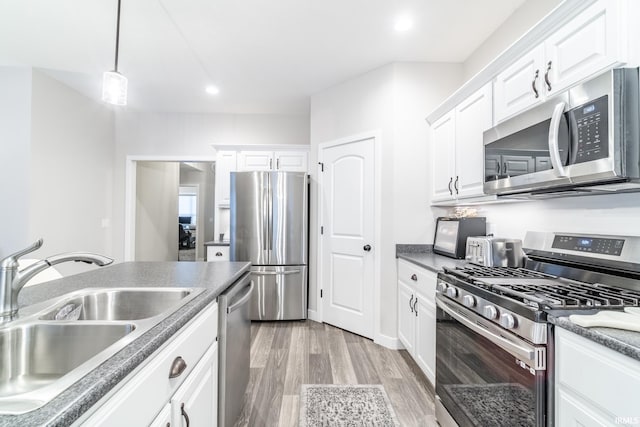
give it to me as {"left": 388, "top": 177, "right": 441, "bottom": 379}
{"left": 0, "top": 240, "right": 114, "bottom": 323}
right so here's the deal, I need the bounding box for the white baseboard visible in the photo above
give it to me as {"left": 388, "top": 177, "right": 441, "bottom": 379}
{"left": 374, "top": 333, "right": 404, "bottom": 350}
{"left": 307, "top": 309, "right": 321, "bottom": 322}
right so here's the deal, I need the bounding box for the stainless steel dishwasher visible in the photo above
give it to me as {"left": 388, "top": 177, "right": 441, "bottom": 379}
{"left": 218, "top": 272, "right": 253, "bottom": 427}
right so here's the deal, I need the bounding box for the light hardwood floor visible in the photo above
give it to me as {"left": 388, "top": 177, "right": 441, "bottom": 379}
{"left": 234, "top": 320, "right": 437, "bottom": 427}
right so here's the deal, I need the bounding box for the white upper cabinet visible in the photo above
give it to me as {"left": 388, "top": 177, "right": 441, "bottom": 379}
{"left": 237, "top": 150, "right": 308, "bottom": 172}
{"left": 495, "top": 0, "right": 625, "bottom": 124}
{"left": 431, "top": 111, "right": 456, "bottom": 201}
{"left": 237, "top": 151, "right": 273, "bottom": 171}
{"left": 544, "top": 0, "right": 621, "bottom": 97}
{"left": 494, "top": 45, "right": 545, "bottom": 123}
{"left": 431, "top": 84, "right": 492, "bottom": 203}
{"left": 454, "top": 84, "right": 493, "bottom": 199}
{"left": 215, "top": 151, "right": 237, "bottom": 207}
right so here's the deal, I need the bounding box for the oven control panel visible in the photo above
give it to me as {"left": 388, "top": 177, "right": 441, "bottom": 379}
{"left": 552, "top": 235, "right": 625, "bottom": 256}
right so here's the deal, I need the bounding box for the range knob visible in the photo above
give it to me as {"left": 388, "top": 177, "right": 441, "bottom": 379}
{"left": 483, "top": 305, "right": 498, "bottom": 320}
{"left": 436, "top": 282, "right": 448, "bottom": 293}
{"left": 462, "top": 295, "right": 476, "bottom": 308}
{"left": 446, "top": 287, "right": 458, "bottom": 298}
{"left": 500, "top": 313, "right": 516, "bottom": 329}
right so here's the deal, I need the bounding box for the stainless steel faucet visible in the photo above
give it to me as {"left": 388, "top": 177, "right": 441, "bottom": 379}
{"left": 0, "top": 239, "right": 113, "bottom": 323}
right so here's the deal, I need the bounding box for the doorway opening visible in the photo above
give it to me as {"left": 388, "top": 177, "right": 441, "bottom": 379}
{"left": 131, "top": 160, "right": 215, "bottom": 262}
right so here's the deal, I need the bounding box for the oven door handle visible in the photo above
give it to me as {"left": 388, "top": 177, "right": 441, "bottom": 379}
{"left": 436, "top": 297, "right": 536, "bottom": 364}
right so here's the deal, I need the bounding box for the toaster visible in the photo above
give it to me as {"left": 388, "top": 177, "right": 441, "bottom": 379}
{"left": 465, "top": 236, "right": 524, "bottom": 267}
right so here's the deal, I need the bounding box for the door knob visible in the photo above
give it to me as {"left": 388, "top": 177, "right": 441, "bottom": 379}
{"left": 363, "top": 244, "right": 372, "bottom": 252}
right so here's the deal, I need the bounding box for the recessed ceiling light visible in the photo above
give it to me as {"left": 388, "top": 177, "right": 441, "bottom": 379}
{"left": 206, "top": 86, "right": 220, "bottom": 95}
{"left": 394, "top": 15, "right": 413, "bottom": 32}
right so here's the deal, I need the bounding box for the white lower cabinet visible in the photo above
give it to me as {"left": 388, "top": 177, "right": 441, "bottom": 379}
{"left": 79, "top": 302, "right": 219, "bottom": 427}
{"left": 555, "top": 328, "right": 640, "bottom": 426}
{"left": 396, "top": 259, "right": 437, "bottom": 386}
{"left": 171, "top": 344, "right": 218, "bottom": 427}
{"left": 207, "top": 245, "right": 230, "bottom": 262}
{"left": 149, "top": 404, "right": 172, "bottom": 427}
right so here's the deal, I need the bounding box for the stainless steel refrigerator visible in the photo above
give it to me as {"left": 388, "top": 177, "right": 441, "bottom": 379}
{"left": 230, "top": 171, "right": 308, "bottom": 320}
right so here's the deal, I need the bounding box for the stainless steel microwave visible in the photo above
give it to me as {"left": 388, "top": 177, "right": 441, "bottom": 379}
{"left": 483, "top": 68, "right": 640, "bottom": 196}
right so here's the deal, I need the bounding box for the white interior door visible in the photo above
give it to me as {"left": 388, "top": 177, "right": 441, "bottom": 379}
{"left": 320, "top": 137, "right": 374, "bottom": 339}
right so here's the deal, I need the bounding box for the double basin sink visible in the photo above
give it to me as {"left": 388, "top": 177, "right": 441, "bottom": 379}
{"left": 0, "top": 287, "right": 203, "bottom": 414}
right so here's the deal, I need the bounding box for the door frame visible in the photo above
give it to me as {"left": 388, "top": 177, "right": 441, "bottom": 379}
{"left": 124, "top": 155, "right": 216, "bottom": 261}
{"left": 316, "top": 130, "right": 382, "bottom": 343}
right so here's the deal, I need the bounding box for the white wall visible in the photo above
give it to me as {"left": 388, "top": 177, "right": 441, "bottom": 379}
{"left": 310, "top": 62, "right": 464, "bottom": 341}
{"left": 113, "top": 111, "right": 309, "bottom": 262}
{"left": 29, "top": 70, "right": 115, "bottom": 274}
{"left": 463, "top": 0, "right": 563, "bottom": 80}
{"left": 0, "top": 67, "right": 32, "bottom": 258}
{"left": 136, "top": 162, "right": 179, "bottom": 261}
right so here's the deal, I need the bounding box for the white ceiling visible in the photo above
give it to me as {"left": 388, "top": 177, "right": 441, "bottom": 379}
{"left": 0, "top": 0, "right": 525, "bottom": 115}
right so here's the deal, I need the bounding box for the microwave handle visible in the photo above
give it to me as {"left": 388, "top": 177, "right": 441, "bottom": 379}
{"left": 548, "top": 101, "right": 568, "bottom": 178}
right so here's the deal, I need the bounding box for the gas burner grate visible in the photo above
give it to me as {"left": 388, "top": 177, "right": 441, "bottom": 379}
{"left": 446, "top": 265, "right": 552, "bottom": 280}
{"left": 489, "top": 280, "right": 640, "bottom": 309}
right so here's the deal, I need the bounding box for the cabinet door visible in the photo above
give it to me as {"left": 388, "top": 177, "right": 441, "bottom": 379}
{"left": 215, "top": 151, "right": 237, "bottom": 207}
{"left": 415, "top": 294, "right": 436, "bottom": 387}
{"left": 454, "top": 84, "right": 492, "bottom": 199}
{"left": 545, "top": 0, "right": 622, "bottom": 97}
{"left": 494, "top": 44, "right": 545, "bottom": 123}
{"left": 274, "top": 151, "right": 308, "bottom": 172}
{"left": 149, "top": 403, "right": 172, "bottom": 427}
{"left": 397, "top": 280, "right": 415, "bottom": 355}
{"left": 237, "top": 151, "right": 274, "bottom": 171}
{"left": 172, "top": 343, "right": 218, "bottom": 427}
{"left": 431, "top": 111, "right": 456, "bottom": 201}
{"left": 556, "top": 388, "right": 611, "bottom": 427}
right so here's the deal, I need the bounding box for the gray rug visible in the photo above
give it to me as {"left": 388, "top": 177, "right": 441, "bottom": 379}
{"left": 300, "top": 384, "right": 400, "bottom": 427}
{"left": 443, "top": 383, "right": 534, "bottom": 427}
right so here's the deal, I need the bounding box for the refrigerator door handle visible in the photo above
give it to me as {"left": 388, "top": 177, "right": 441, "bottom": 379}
{"left": 262, "top": 174, "right": 269, "bottom": 252}
{"left": 252, "top": 270, "right": 301, "bottom": 276}
{"left": 268, "top": 172, "right": 273, "bottom": 254}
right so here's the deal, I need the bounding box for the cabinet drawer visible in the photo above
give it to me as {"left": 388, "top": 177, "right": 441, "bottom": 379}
{"left": 397, "top": 259, "right": 436, "bottom": 301}
{"left": 82, "top": 302, "right": 218, "bottom": 426}
{"left": 207, "top": 246, "right": 230, "bottom": 262}
{"left": 556, "top": 328, "right": 640, "bottom": 419}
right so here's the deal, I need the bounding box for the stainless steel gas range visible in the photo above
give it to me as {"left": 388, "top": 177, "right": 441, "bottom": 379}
{"left": 434, "top": 231, "right": 640, "bottom": 427}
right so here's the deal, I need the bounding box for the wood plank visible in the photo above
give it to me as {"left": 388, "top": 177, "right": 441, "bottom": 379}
{"left": 347, "top": 340, "right": 381, "bottom": 384}
{"left": 283, "top": 323, "right": 308, "bottom": 394}
{"left": 326, "top": 324, "right": 358, "bottom": 384}
{"left": 277, "top": 395, "right": 300, "bottom": 427}
{"left": 250, "top": 322, "right": 277, "bottom": 368}
{"left": 249, "top": 348, "right": 289, "bottom": 426}
{"left": 308, "top": 353, "right": 333, "bottom": 384}
{"left": 363, "top": 338, "right": 404, "bottom": 379}
{"left": 308, "top": 320, "right": 327, "bottom": 354}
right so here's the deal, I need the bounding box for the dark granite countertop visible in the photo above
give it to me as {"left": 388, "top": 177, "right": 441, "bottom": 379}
{"left": 396, "top": 244, "right": 467, "bottom": 273}
{"left": 549, "top": 314, "right": 640, "bottom": 362}
{"left": 1, "top": 261, "right": 251, "bottom": 427}
{"left": 204, "top": 240, "right": 230, "bottom": 247}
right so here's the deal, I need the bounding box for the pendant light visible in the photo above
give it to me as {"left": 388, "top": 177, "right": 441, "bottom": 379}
{"left": 102, "top": 0, "right": 127, "bottom": 105}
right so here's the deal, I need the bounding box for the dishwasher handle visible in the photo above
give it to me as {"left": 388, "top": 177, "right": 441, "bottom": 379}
{"left": 252, "top": 269, "right": 301, "bottom": 276}
{"left": 227, "top": 281, "right": 254, "bottom": 314}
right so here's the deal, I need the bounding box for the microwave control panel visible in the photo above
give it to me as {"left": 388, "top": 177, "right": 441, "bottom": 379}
{"left": 569, "top": 95, "right": 609, "bottom": 163}
{"left": 552, "top": 234, "right": 624, "bottom": 256}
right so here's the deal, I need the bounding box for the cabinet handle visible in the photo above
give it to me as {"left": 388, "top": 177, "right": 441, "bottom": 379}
{"left": 181, "top": 403, "right": 190, "bottom": 427}
{"left": 269, "top": 158, "right": 273, "bottom": 169}
{"left": 531, "top": 69, "right": 539, "bottom": 98}
{"left": 496, "top": 162, "right": 501, "bottom": 174}
{"left": 544, "top": 61, "right": 552, "bottom": 91}
{"left": 169, "top": 356, "right": 187, "bottom": 379}
{"left": 409, "top": 294, "right": 414, "bottom": 313}
{"left": 454, "top": 176, "right": 459, "bottom": 194}
{"left": 414, "top": 297, "right": 418, "bottom": 316}
{"left": 504, "top": 162, "right": 508, "bottom": 175}
{"left": 448, "top": 177, "right": 453, "bottom": 195}
{"left": 215, "top": 252, "right": 223, "bottom": 257}
{"left": 410, "top": 274, "right": 417, "bottom": 282}
{"left": 166, "top": 423, "right": 170, "bottom": 427}
{"left": 276, "top": 158, "right": 280, "bottom": 169}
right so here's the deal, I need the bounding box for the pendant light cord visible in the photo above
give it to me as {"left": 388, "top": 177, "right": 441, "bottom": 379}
{"left": 114, "top": 0, "right": 122, "bottom": 72}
